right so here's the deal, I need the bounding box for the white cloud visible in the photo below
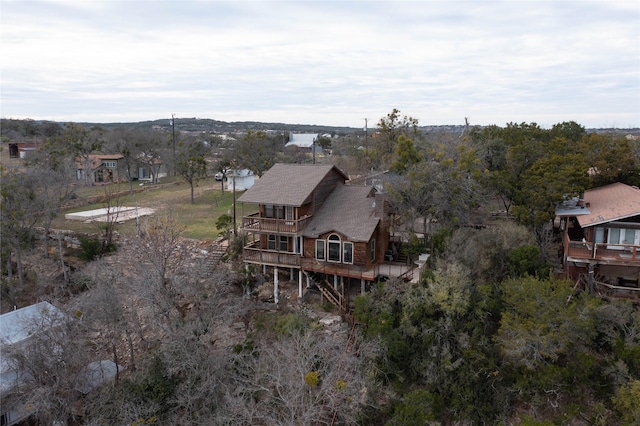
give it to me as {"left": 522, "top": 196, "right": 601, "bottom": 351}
{"left": 1, "top": 0, "right": 638, "bottom": 128}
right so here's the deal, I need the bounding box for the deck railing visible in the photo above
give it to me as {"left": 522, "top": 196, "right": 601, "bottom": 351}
{"left": 243, "top": 244, "right": 301, "bottom": 267}
{"left": 565, "top": 234, "right": 640, "bottom": 262}
{"left": 300, "top": 259, "right": 379, "bottom": 281}
{"left": 242, "top": 213, "right": 312, "bottom": 235}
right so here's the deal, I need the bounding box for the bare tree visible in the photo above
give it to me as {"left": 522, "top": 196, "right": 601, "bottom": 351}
{"left": 0, "top": 170, "right": 42, "bottom": 298}
{"left": 46, "top": 123, "right": 103, "bottom": 186}
{"left": 224, "top": 325, "right": 373, "bottom": 425}
{"left": 133, "top": 209, "right": 187, "bottom": 335}
{"left": 2, "top": 305, "right": 93, "bottom": 425}
{"left": 86, "top": 183, "right": 125, "bottom": 251}
{"left": 175, "top": 139, "right": 209, "bottom": 203}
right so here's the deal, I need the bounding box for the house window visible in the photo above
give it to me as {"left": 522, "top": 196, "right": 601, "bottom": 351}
{"left": 285, "top": 206, "right": 294, "bottom": 222}
{"left": 316, "top": 240, "right": 325, "bottom": 260}
{"left": 267, "top": 235, "right": 276, "bottom": 250}
{"left": 595, "top": 227, "right": 605, "bottom": 243}
{"left": 265, "top": 205, "right": 283, "bottom": 219}
{"left": 328, "top": 234, "right": 341, "bottom": 262}
{"left": 370, "top": 239, "right": 376, "bottom": 261}
{"left": 607, "top": 228, "right": 640, "bottom": 248}
{"left": 279, "top": 236, "right": 288, "bottom": 251}
{"left": 343, "top": 242, "right": 353, "bottom": 264}
{"left": 103, "top": 161, "right": 116, "bottom": 168}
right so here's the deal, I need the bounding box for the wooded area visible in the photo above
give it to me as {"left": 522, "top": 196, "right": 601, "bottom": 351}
{"left": 1, "top": 115, "right": 639, "bottom": 425}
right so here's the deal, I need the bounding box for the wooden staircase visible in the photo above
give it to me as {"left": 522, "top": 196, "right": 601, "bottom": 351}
{"left": 304, "top": 272, "right": 354, "bottom": 324}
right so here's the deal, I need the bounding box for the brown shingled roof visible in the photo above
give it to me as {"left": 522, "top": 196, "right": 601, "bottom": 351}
{"left": 75, "top": 154, "right": 124, "bottom": 170}
{"left": 577, "top": 182, "right": 640, "bottom": 227}
{"left": 303, "top": 185, "right": 380, "bottom": 242}
{"left": 237, "top": 163, "right": 347, "bottom": 206}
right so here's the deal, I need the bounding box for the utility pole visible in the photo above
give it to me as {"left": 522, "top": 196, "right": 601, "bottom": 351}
{"left": 364, "top": 118, "right": 368, "bottom": 156}
{"left": 232, "top": 170, "right": 237, "bottom": 237}
{"left": 171, "top": 114, "right": 176, "bottom": 176}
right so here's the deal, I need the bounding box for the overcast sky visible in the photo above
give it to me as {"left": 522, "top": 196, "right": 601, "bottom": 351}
{"left": 1, "top": 0, "right": 638, "bottom": 129}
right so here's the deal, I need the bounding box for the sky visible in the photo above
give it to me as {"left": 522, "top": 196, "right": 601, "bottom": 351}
{"left": 1, "top": 0, "right": 639, "bottom": 129}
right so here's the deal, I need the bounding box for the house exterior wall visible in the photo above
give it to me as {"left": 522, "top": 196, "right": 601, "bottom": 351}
{"left": 560, "top": 213, "right": 640, "bottom": 295}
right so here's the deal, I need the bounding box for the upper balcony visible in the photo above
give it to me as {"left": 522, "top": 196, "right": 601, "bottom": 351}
{"left": 242, "top": 212, "right": 313, "bottom": 235}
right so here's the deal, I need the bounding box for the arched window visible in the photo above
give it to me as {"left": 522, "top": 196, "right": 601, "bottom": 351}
{"left": 328, "top": 234, "right": 341, "bottom": 262}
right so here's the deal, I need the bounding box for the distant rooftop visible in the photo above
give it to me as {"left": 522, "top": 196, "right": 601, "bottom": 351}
{"left": 285, "top": 133, "right": 318, "bottom": 148}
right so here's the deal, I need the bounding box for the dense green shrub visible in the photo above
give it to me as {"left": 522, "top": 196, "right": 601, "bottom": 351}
{"left": 78, "top": 235, "right": 116, "bottom": 262}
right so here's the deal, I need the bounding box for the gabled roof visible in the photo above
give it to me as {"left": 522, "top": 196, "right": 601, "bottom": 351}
{"left": 303, "top": 185, "right": 380, "bottom": 242}
{"left": 237, "top": 163, "right": 347, "bottom": 206}
{"left": 577, "top": 182, "right": 640, "bottom": 227}
{"left": 76, "top": 154, "right": 124, "bottom": 170}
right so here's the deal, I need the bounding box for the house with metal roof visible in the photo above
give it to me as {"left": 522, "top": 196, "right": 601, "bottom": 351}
{"left": 0, "top": 302, "right": 123, "bottom": 425}
{"left": 0, "top": 302, "right": 66, "bottom": 426}
{"left": 238, "top": 163, "right": 415, "bottom": 318}
{"left": 285, "top": 133, "right": 322, "bottom": 153}
{"left": 555, "top": 182, "right": 640, "bottom": 298}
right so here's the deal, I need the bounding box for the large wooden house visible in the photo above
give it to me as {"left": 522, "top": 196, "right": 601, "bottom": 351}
{"left": 556, "top": 182, "right": 640, "bottom": 298}
{"left": 237, "top": 163, "right": 414, "bottom": 314}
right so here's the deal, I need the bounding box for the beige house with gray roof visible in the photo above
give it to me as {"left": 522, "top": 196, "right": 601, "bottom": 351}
{"left": 238, "top": 163, "right": 414, "bottom": 316}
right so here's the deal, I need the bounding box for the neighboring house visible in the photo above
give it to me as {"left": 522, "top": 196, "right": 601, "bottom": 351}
{"left": 237, "top": 163, "right": 415, "bottom": 318}
{"left": 225, "top": 168, "right": 255, "bottom": 191}
{"left": 75, "top": 154, "right": 125, "bottom": 184}
{"left": 135, "top": 152, "right": 165, "bottom": 183}
{"left": 556, "top": 182, "right": 640, "bottom": 298}
{"left": 0, "top": 302, "right": 66, "bottom": 426}
{"left": 7, "top": 142, "right": 38, "bottom": 159}
{"left": 285, "top": 133, "right": 322, "bottom": 153}
{"left": 0, "top": 303, "right": 122, "bottom": 425}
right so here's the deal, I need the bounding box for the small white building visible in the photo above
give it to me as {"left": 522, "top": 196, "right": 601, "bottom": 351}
{"left": 226, "top": 169, "right": 255, "bottom": 191}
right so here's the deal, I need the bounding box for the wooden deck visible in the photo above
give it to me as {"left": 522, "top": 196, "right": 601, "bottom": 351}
{"left": 242, "top": 244, "right": 416, "bottom": 281}
{"left": 242, "top": 213, "right": 312, "bottom": 235}
{"left": 301, "top": 258, "right": 415, "bottom": 282}
{"left": 565, "top": 235, "right": 640, "bottom": 265}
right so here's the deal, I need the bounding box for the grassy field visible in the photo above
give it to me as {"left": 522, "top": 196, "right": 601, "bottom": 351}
{"left": 50, "top": 176, "right": 256, "bottom": 241}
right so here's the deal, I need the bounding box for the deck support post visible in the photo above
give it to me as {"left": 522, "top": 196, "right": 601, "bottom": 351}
{"left": 361, "top": 278, "right": 366, "bottom": 294}
{"left": 298, "top": 269, "right": 303, "bottom": 299}
{"left": 274, "top": 267, "right": 279, "bottom": 304}
{"left": 588, "top": 264, "right": 594, "bottom": 294}
{"left": 333, "top": 274, "right": 338, "bottom": 291}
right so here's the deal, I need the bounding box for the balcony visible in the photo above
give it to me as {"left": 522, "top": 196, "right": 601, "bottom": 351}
{"left": 242, "top": 213, "right": 312, "bottom": 235}
{"left": 565, "top": 234, "right": 640, "bottom": 264}
{"left": 300, "top": 258, "right": 415, "bottom": 282}
{"left": 243, "top": 242, "right": 301, "bottom": 267}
